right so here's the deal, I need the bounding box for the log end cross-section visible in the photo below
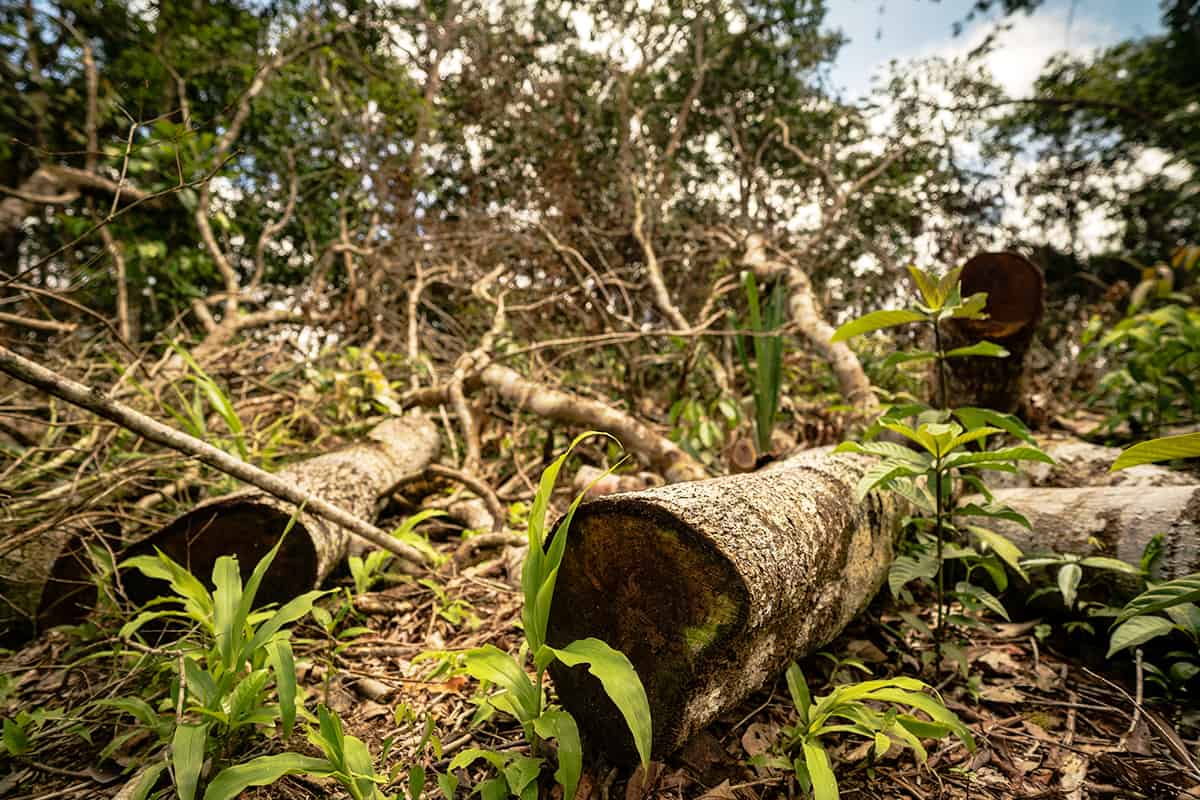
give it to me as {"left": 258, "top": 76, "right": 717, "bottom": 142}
{"left": 119, "top": 415, "right": 440, "bottom": 611}
{"left": 546, "top": 451, "right": 907, "bottom": 762}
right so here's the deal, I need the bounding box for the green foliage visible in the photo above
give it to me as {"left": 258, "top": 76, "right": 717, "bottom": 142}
{"left": 1111, "top": 432, "right": 1200, "bottom": 471}
{"left": 754, "top": 664, "right": 974, "bottom": 800}
{"left": 119, "top": 526, "right": 328, "bottom": 799}
{"left": 459, "top": 432, "right": 652, "bottom": 798}
{"left": 833, "top": 265, "right": 1052, "bottom": 665}
{"left": 349, "top": 509, "right": 448, "bottom": 594}
{"left": 732, "top": 272, "right": 787, "bottom": 454}
{"left": 669, "top": 396, "right": 741, "bottom": 466}
{"left": 1106, "top": 573, "right": 1200, "bottom": 692}
{"left": 1085, "top": 304, "right": 1200, "bottom": 437}
{"left": 1020, "top": 554, "right": 1142, "bottom": 611}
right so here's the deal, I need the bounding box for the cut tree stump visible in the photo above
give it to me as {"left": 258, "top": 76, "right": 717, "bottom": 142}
{"left": 546, "top": 449, "right": 909, "bottom": 761}
{"left": 941, "top": 252, "right": 1044, "bottom": 414}
{"left": 119, "top": 415, "right": 441, "bottom": 610}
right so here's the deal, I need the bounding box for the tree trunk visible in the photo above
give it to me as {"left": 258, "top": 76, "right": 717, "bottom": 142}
{"left": 546, "top": 449, "right": 908, "bottom": 762}
{"left": 987, "top": 484, "right": 1200, "bottom": 590}
{"left": 941, "top": 252, "right": 1044, "bottom": 414}
{"left": 119, "top": 415, "right": 440, "bottom": 609}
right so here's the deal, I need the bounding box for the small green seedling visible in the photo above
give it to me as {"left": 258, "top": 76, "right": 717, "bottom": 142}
{"left": 456, "top": 432, "right": 653, "bottom": 799}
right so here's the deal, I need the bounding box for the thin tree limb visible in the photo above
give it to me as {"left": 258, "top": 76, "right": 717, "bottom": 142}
{"left": 0, "top": 344, "right": 430, "bottom": 566}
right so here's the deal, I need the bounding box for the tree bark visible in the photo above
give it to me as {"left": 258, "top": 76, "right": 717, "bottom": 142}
{"left": 941, "top": 252, "right": 1044, "bottom": 414}
{"left": 121, "top": 416, "right": 441, "bottom": 609}
{"left": 986, "top": 484, "right": 1200, "bottom": 590}
{"left": 546, "top": 449, "right": 908, "bottom": 761}
{"left": 479, "top": 363, "right": 708, "bottom": 483}
{"left": 987, "top": 435, "right": 1197, "bottom": 490}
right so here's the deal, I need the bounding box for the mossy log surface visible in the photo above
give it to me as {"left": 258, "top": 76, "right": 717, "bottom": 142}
{"left": 120, "top": 415, "right": 440, "bottom": 609}
{"left": 546, "top": 450, "right": 909, "bottom": 762}
{"left": 941, "top": 251, "right": 1044, "bottom": 414}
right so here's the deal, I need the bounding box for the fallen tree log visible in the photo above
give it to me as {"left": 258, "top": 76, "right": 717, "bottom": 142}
{"left": 941, "top": 251, "right": 1044, "bottom": 414}
{"left": 546, "top": 449, "right": 908, "bottom": 761}
{"left": 986, "top": 484, "right": 1200, "bottom": 589}
{"left": 988, "top": 435, "right": 1197, "bottom": 490}
{"left": 121, "top": 415, "right": 440, "bottom": 609}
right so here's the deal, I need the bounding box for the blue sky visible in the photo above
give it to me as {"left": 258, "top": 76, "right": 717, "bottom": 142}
{"left": 824, "top": 0, "right": 1165, "bottom": 98}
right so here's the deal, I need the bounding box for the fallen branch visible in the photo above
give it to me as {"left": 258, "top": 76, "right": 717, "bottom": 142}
{"left": 0, "top": 343, "right": 433, "bottom": 565}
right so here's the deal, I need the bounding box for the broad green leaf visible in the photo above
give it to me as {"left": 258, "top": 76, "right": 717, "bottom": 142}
{"left": 122, "top": 551, "right": 213, "bottom": 620}
{"left": 908, "top": 265, "right": 942, "bottom": 308}
{"left": 247, "top": 590, "right": 328, "bottom": 653}
{"left": 1078, "top": 556, "right": 1142, "bottom": 575}
{"left": 830, "top": 309, "right": 927, "bottom": 342}
{"left": 341, "top": 734, "right": 384, "bottom": 799}
{"left": 1116, "top": 573, "right": 1200, "bottom": 622}
{"left": 888, "top": 553, "right": 939, "bottom": 597}
{"left": 120, "top": 762, "right": 168, "bottom": 800}
{"left": 550, "top": 638, "right": 653, "bottom": 766}
{"left": 227, "top": 669, "right": 270, "bottom": 728}
{"left": 854, "top": 459, "right": 920, "bottom": 501}
{"left": 202, "top": 753, "right": 334, "bottom": 800}
{"left": 1108, "top": 615, "right": 1177, "bottom": 657}
{"left": 948, "top": 291, "right": 988, "bottom": 319}
{"left": 802, "top": 740, "right": 839, "bottom": 800}
{"left": 965, "top": 526, "right": 1027, "bottom": 580}
{"left": 464, "top": 645, "right": 540, "bottom": 722}
{"left": 955, "top": 581, "right": 1010, "bottom": 621}
{"left": 943, "top": 447, "right": 1054, "bottom": 470}
{"left": 266, "top": 639, "right": 297, "bottom": 738}
{"left": 448, "top": 747, "right": 510, "bottom": 773}
{"left": 408, "top": 765, "right": 426, "bottom": 800}
{"left": 936, "top": 267, "right": 965, "bottom": 305}
{"left": 785, "top": 663, "right": 812, "bottom": 722}
{"left": 2, "top": 718, "right": 29, "bottom": 755}
{"left": 944, "top": 426, "right": 1005, "bottom": 452}
{"left": 944, "top": 341, "right": 1009, "bottom": 359}
{"left": 1058, "top": 563, "right": 1082, "bottom": 610}
{"left": 951, "top": 408, "right": 1035, "bottom": 443}
{"left": 503, "top": 755, "right": 544, "bottom": 800}
{"left": 956, "top": 503, "right": 1031, "bottom": 528}
{"left": 173, "top": 722, "right": 208, "bottom": 800}
{"left": 886, "top": 719, "right": 928, "bottom": 762}
{"left": 212, "top": 556, "right": 243, "bottom": 670}
{"left": 834, "top": 440, "right": 928, "bottom": 466}
{"left": 1111, "top": 433, "right": 1200, "bottom": 470}
{"left": 533, "top": 710, "right": 581, "bottom": 800}
{"left": 437, "top": 773, "right": 459, "bottom": 799}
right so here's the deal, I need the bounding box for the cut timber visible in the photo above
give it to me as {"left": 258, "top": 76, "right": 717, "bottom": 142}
{"left": 546, "top": 449, "right": 908, "bottom": 761}
{"left": 941, "top": 252, "right": 1044, "bottom": 414}
{"left": 120, "top": 415, "right": 440, "bottom": 610}
{"left": 988, "top": 435, "right": 1197, "bottom": 490}
{"left": 987, "top": 484, "right": 1200, "bottom": 590}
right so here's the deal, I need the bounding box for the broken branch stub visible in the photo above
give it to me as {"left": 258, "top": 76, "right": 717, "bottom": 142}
{"left": 121, "top": 415, "right": 440, "bottom": 610}
{"left": 545, "top": 450, "right": 908, "bottom": 762}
